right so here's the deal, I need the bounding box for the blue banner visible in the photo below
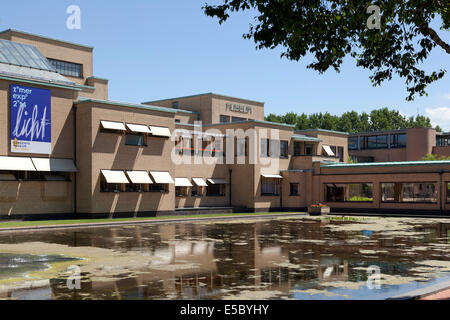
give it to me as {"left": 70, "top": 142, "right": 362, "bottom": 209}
{"left": 10, "top": 85, "right": 52, "bottom": 154}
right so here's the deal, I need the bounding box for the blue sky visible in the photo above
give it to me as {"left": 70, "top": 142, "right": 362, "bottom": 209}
{"left": 1, "top": 1, "right": 450, "bottom": 129}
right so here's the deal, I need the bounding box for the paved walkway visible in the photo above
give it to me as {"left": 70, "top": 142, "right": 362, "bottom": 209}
{"left": 420, "top": 289, "right": 450, "bottom": 300}
{"left": 0, "top": 213, "right": 307, "bottom": 233}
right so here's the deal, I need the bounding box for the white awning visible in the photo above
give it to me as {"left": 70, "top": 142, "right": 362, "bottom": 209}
{"left": 32, "top": 158, "right": 77, "bottom": 172}
{"left": 323, "top": 145, "right": 335, "bottom": 157}
{"left": 126, "top": 123, "right": 151, "bottom": 134}
{"left": 101, "top": 170, "right": 130, "bottom": 184}
{"left": 101, "top": 120, "right": 126, "bottom": 131}
{"left": 150, "top": 171, "right": 174, "bottom": 184}
{"left": 0, "top": 156, "right": 36, "bottom": 171}
{"left": 262, "top": 174, "right": 283, "bottom": 179}
{"left": 175, "top": 178, "right": 193, "bottom": 187}
{"left": 192, "top": 178, "right": 208, "bottom": 187}
{"left": 126, "top": 171, "right": 153, "bottom": 184}
{"left": 150, "top": 126, "right": 172, "bottom": 138}
{"left": 207, "top": 178, "right": 229, "bottom": 185}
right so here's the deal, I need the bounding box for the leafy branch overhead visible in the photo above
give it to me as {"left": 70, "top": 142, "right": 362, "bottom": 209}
{"left": 203, "top": 0, "right": 450, "bottom": 100}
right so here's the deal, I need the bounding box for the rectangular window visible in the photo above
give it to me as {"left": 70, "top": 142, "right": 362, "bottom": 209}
{"left": 100, "top": 180, "right": 123, "bottom": 193}
{"left": 290, "top": 183, "right": 299, "bottom": 196}
{"left": 305, "top": 144, "right": 314, "bottom": 156}
{"left": 337, "top": 147, "right": 344, "bottom": 162}
{"left": 126, "top": 134, "right": 146, "bottom": 146}
{"left": 126, "top": 184, "right": 144, "bottom": 192}
{"left": 206, "top": 184, "right": 225, "bottom": 197}
{"left": 360, "top": 136, "right": 368, "bottom": 150}
{"left": 382, "top": 183, "right": 437, "bottom": 203}
{"left": 26, "top": 172, "right": 71, "bottom": 181}
{"left": 232, "top": 116, "right": 246, "bottom": 122}
{"left": 260, "top": 138, "right": 269, "bottom": 158}
{"left": 280, "top": 141, "right": 288, "bottom": 158}
{"left": 47, "top": 58, "right": 83, "bottom": 78}
{"left": 261, "top": 178, "right": 280, "bottom": 196}
{"left": 294, "top": 141, "right": 302, "bottom": 156}
{"left": 325, "top": 183, "right": 373, "bottom": 202}
{"left": 191, "top": 186, "right": 203, "bottom": 197}
{"left": 175, "top": 186, "right": 187, "bottom": 197}
{"left": 172, "top": 101, "right": 179, "bottom": 109}
{"left": 270, "top": 140, "right": 280, "bottom": 158}
{"left": 237, "top": 138, "right": 247, "bottom": 157}
{"left": 367, "top": 135, "right": 388, "bottom": 149}
{"left": 390, "top": 134, "right": 407, "bottom": 148}
{"left": 220, "top": 115, "right": 230, "bottom": 123}
{"left": 348, "top": 137, "right": 359, "bottom": 150}
{"left": 148, "top": 184, "right": 168, "bottom": 193}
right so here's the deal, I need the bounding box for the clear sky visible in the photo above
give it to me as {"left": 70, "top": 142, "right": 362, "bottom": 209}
{"left": 1, "top": 1, "right": 449, "bottom": 129}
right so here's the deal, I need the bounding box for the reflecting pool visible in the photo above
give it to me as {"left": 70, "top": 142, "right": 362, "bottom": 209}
{"left": 1, "top": 215, "right": 450, "bottom": 300}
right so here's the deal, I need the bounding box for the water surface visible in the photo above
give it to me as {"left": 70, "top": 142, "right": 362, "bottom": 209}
{"left": 1, "top": 215, "right": 450, "bottom": 300}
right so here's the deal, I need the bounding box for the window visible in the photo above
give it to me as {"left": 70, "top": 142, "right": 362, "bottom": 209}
{"left": 261, "top": 178, "right": 280, "bottom": 196}
{"left": 294, "top": 141, "right": 302, "bottom": 156}
{"left": 337, "top": 147, "right": 344, "bottom": 162}
{"left": 305, "top": 144, "right": 314, "bottom": 156}
{"left": 206, "top": 184, "right": 225, "bottom": 197}
{"left": 26, "top": 172, "right": 71, "bottom": 181}
{"left": 367, "top": 135, "right": 388, "bottom": 149}
{"left": 176, "top": 186, "right": 187, "bottom": 197}
{"left": 172, "top": 101, "right": 179, "bottom": 109}
{"left": 126, "top": 134, "right": 146, "bottom": 146}
{"left": 0, "top": 171, "right": 25, "bottom": 180}
{"left": 126, "top": 184, "right": 144, "bottom": 192}
{"left": 260, "top": 138, "right": 269, "bottom": 158}
{"left": 100, "top": 180, "right": 123, "bottom": 193}
{"left": 280, "top": 141, "right": 288, "bottom": 158}
{"left": 325, "top": 183, "right": 373, "bottom": 202}
{"left": 148, "top": 184, "right": 168, "bottom": 193}
{"left": 175, "top": 119, "right": 181, "bottom": 124}
{"left": 220, "top": 115, "right": 230, "bottom": 123}
{"left": 348, "top": 137, "right": 359, "bottom": 150}
{"left": 232, "top": 116, "right": 246, "bottom": 122}
{"left": 360, "top": 135, "right": 389, "bottom": 150}
{"left": 47, "top": 58, "right": 83, "bottom": 78}
{"left": 236, "top": 138, "right": 247, "bottom": 157}
{"left": 270, "top": 140, "right": 280, "bottom": 158}
{"left": 382, "top": 183, "right": 437, "bottom": 203}
{"left": 390, "top": 134, "right": 407, "bottom": 148}
{"left": 290, "top": 183, "right": 299, "bottom": 196}
{"left": 191, "top": 186, "right": 203, "bottom": 197}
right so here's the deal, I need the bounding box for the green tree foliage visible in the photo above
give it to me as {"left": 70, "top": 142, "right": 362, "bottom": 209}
{"left": 422, "top": 154, "right": 450, "bottom": 161}
{"left": 203, "top": 0, "right": 449, "bottom": 100}
{"left": 264, "top": 108, "right": 439, "bottom": 133}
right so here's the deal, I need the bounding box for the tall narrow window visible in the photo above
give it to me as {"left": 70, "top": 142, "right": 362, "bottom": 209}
{"left": 280, "top": 141, "right": 288, "bottom": 158}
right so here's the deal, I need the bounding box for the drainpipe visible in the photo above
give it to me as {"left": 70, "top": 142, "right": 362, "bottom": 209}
{"left": 73, "top": 104, "right": 77, "bottom": 216}
{"left": 228, "top": 169, "right": 232, "bottom": 209}
{"left": 439, "top": 169, "right": 443, "bottom": 215}
{"left": 280, "top": 178, "right": 283, "bottom": 212}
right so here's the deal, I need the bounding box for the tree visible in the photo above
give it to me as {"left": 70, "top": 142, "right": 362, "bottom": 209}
{"left": 422, "top": 154, "right": 450, "bottom": 161}
{"left": 203, "top": 1, "right": 449, "bottom": 100}
{"left": 264, "top": 108, "right": 439, "bottom": 133}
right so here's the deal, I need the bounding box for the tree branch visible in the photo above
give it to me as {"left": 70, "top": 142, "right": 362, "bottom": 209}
{"left": 425, "top": 26, "right": 450, "bottom": 54}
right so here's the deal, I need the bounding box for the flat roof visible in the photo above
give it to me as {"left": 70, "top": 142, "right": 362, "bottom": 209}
{"left": 295, "top": 129, "right": 349, "bottom": 136}
{"left": 143, "top": 92, "right": 265, "bottom": 105}
{"left": 0, "top": 29, "right": 94, "bottom": 50}
{"left": 322, "top": 160, "right": 450, "bottom": 169}
{"left": 76, "top": 97, "right": 198, "bottom": 115}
